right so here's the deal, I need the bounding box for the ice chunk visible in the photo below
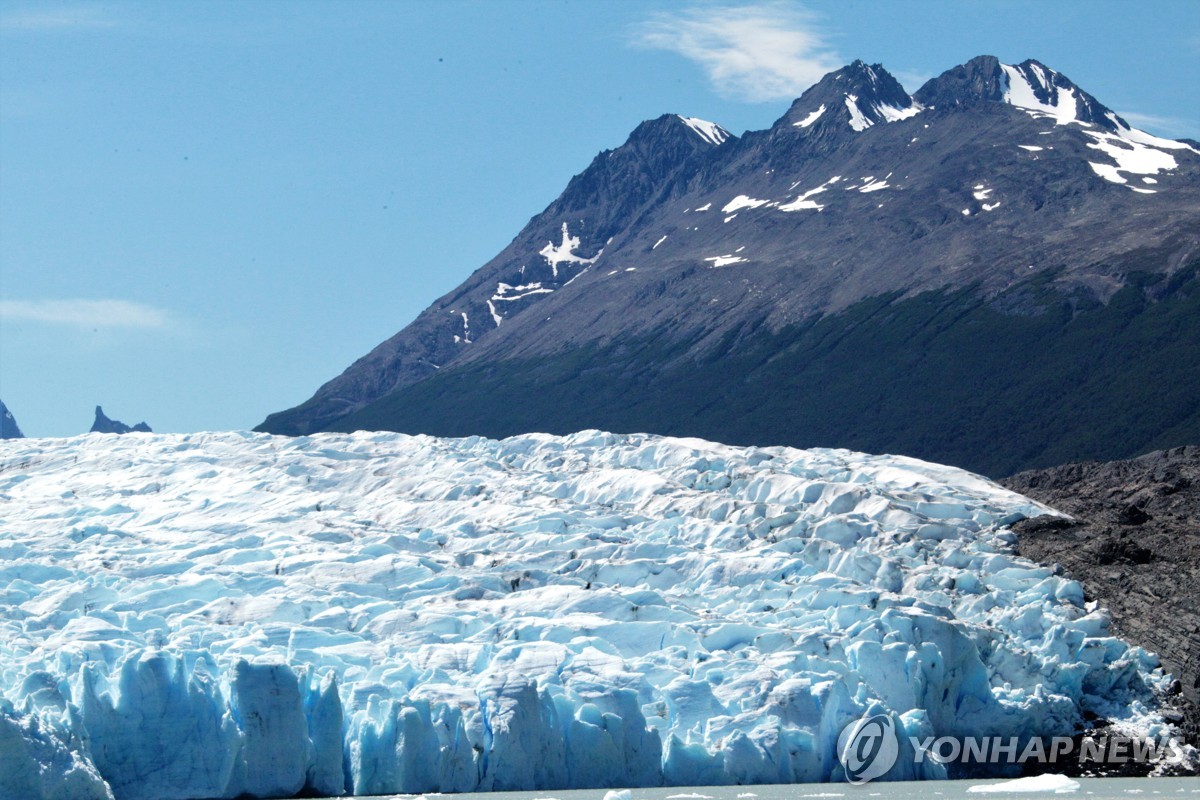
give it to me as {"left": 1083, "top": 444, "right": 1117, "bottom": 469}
{"left": 967, "top": 773, "right": 1080, "bottom": 793}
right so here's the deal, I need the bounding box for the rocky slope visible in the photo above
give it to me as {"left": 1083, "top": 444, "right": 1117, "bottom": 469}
{"left": 1004, "top": 447, "right": 1200, "bottom": 744}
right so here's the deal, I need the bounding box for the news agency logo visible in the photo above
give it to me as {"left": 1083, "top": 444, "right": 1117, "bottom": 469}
{"left": 837, "top": 714, "right": 899, "bottom": 784}
{"left": 836, "top": 714, "right": 1194, "bottom": 784}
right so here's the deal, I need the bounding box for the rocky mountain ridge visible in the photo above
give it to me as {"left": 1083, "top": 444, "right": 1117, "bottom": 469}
{"left": 258, "top": 55, "right": 1200, "bottom": 477}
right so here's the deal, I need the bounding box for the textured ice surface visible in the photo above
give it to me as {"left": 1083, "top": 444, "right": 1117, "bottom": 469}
{"left": 0, "top": 431, "right": 1184, "bottom": 799}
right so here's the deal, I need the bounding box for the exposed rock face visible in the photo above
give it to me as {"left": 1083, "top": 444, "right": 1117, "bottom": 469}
{"left": 1004, "top": 446, "right": 1200, "bottom": 745}
{"left": 90, "top": 406, "right": 151, "bottom": 435}
{"left": 0, "top": 400, "right": 24, "bottom": 439}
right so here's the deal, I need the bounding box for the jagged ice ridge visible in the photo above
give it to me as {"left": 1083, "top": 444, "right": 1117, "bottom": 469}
{"left": 0, "top": 431, "right": 1189, "bottom": 798}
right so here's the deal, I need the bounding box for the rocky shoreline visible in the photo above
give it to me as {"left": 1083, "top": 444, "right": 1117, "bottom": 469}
{"left": 1004, "top": 446, "right": 1200, "bottom": 755}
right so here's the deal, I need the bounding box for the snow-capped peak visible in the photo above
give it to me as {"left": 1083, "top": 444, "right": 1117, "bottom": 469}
{"left": 781, "top": 60, "right": 921, "bottom": 134}
{"left": 678, "top": 115, "right": 731, "bottom": 146}
{"left": 999, "top": 60, "right": 1101, "bottom": 127}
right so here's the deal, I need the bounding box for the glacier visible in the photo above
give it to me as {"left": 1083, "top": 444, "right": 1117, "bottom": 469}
{"left": 0, "top": 430, "right": 1189, "bottom": 799}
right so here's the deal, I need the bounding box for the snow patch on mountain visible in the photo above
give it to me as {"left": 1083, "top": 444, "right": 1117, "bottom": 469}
{"left": 722, "top": 195, "right": 772, "bottom": 214}
{"left": 678, "top": 116, "right": 730, "bottom": 147}
{"left": 845, "top": 95, "right": 872, "bottom": 132}
{"left": 779, "top": 177, "right": 842, "bottom": 212}
{"left": 857, "top": 174, "right": 893, "bottom": 193}
{"left": 0, "top": 431, "right": 1190, "bottom": 798}
{"left": 878, "top": 103, "right": 922, "bottom": 123}
{"left": 1001, "top": 63, "right": 1080, "bottom": 125}
{"left": 843, "top": 94, "right": 921, "bottom": 132}
{"left": 794, "top": 104, "right": 826, "bottom": 128}
{"left": 493, "top": 282, "right": 554, "bottom": 302}
{"left": 539, "top": 223, "right": 602, "bottom": 278}
{"left": 1084, "top": 131, "right": 1183, "bottom": 185}
{"left": 452, "top": 311, "right": 472, "bottom": 344}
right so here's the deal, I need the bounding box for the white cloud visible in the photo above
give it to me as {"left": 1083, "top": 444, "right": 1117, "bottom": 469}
{"left": 632, "top": 2, "right": 842, "bottom": 103}
{"left": 0, "top": 299, "right": 171, "bottom": 329}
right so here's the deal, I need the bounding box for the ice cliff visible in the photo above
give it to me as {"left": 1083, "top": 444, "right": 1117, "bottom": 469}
{"left": 0, "top": 431, "right": 1185, "bottom": 798}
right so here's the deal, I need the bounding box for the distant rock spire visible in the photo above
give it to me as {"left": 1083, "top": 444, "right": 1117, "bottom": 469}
{"left": 91, "top": 405, "right": 152, "bottom": 434}
{"left": 0, "top": 399, "right": 24, "bottom": 439}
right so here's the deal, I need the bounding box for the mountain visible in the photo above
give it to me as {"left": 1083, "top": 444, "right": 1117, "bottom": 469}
{"left": 1, "top": 430, "right": 1191, "bottom": 798}
{"left": 257, "top": 56, "right": 1200, "bottom": 477}
{"left": 0, "top": 399, "right": 24, "bottom": 439}
{"left": 90, "top": 406, "right": 152, "bottom": 434}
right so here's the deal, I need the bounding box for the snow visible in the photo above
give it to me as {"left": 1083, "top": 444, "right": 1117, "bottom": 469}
{"left": 878, "top": 103, "right": 922, "bottom": 123}
{"left": 493, "top": 282, "right": 554, "bottom": 302}
{"left": 1084, "top": 131, "right": 1180, "bottom": 185}
{"left": 653, "top": 236, "right": 668, "bottom": 250}
{"left": 843, "top": 95, "right": 921, "bottom": 132}
{"left": 0, "top": 431, "right": 1188, "bottom": 798}
{"left": 967, "top": 774, "right": 1080, "bottom": 793}
{"left": 981, "top": 202, "right": 1001, "bottom": 211}
{"left": 795, "top": 105, "right": 826, "bottom": 128}
{"left": 844, "top": 95, "right": 872, "bottom": 132}
{"left": 486, "top": 282, "right": 554, "bottom": 327}
{"left": 973, "top": 188, "right": 993, "bottom": 201}
{"left": 1000, "top": 64, "right": 1079, "bottom": 125}
{"left": 859, "top": 174, "right": 893, "bottom": 193}
{"left": 1019, "top": 145, "right": 1044, "bottom": 152}
{"left": 704, "top": 254, "right": 747, "bottom": 267}
{"left": 1107, "top": 113, "right": 1200, "bottom": 154}
{"left": 779, "top": 177, "right": 840, "bottom": 212}
{"left": 539, "top": 223, "right": 602, "bottom": 278}
{"left": 678, "top": 116, "right": 730, "bottom": 147}
{"left": 694, "top": 203, "right": 712, "bottom": 212}
{"left": 722, "top": 195, "right": 771, "bottom": 214}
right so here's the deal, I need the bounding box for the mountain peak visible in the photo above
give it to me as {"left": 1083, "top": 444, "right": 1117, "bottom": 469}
{"left": 0, "top": 399, "right": 24, "bottom": 439}
{"left": 624, "top": 114, "right": 732, "bottom": 149}
{"left": 778, "top": 60, "right": 919, "bottom": 136}
{"left": 915, "top": 55, "right": 1124, "bottom": 131}
{"left": 91, "top": 405, "right": 152, "bottom": 435}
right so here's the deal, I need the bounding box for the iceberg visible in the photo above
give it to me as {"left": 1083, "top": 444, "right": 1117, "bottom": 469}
{"left": 967, "top": 773, "right": 1080, "bottom": 793}
{"left": 0, "top": 430, "right": 1186, "bottom": 798}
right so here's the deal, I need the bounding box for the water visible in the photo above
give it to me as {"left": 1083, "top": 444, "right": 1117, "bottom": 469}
{"left": 321, "top": 777, "right": 1200, "bottom": 800}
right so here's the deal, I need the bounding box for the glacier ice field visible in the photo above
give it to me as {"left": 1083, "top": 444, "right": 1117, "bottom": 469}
{"left": 0, "top": 430, "right": 1189, "bottom": 799}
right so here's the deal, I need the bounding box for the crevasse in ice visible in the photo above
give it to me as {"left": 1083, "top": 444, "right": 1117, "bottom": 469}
{"left": 0, "top": 431, "right": 1184, "bottom": 798}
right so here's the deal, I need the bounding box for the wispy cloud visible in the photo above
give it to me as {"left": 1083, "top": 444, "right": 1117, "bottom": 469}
{"left": 0, "top": 6, "right": 116, "bottom": 31}
{"left": 0, "top": 299, "right": 172, "bottom": 329}
{"left": 1116, "top": 110, "right": 1199, "bottom": 140}
{"left": 632, "top": 2, "right": 842, "bottom": 103}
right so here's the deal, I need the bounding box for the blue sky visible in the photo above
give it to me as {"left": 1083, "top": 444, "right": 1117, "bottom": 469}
{"left": 2, "top": 0, "right": 1197, "bottom": 437}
